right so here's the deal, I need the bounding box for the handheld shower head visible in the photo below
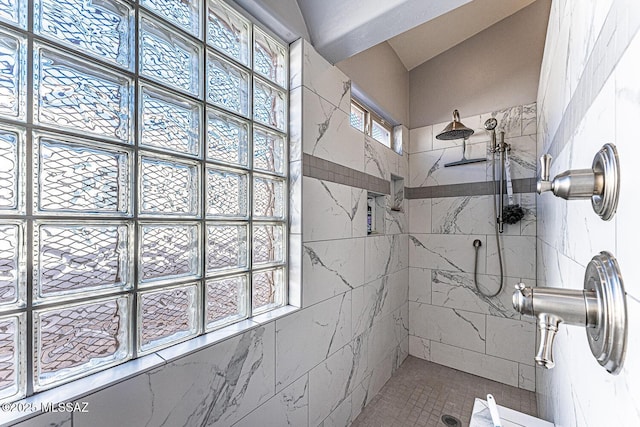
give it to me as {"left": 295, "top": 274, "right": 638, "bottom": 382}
{"left": 484, "top": 118, "right": 498, "bottom": 131}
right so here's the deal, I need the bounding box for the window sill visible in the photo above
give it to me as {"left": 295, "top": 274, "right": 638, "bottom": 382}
{"left": 1, "top": 304, "right": 300, "bottom": 426}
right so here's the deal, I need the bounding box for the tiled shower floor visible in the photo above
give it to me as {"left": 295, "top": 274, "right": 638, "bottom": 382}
{"left": 351, "top": 356, "right": 537, "bottom": 427}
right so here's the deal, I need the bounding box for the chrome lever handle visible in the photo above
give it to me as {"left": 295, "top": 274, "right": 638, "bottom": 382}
{"left": 535, "top": 313, "right": 561, "bottom": 369}
{"left": 537, "top": 154, "right": 553, "bottom": 194}
{"left": 540, "top": 154, "right": 552, "bottom": 181}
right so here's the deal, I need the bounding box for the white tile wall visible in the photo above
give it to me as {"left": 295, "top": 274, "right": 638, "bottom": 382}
{"left": 407, "top": 103, "right": 538, "bottom": 392}
{"left": 536, "top": 1, "right": 640, "bottom": 425}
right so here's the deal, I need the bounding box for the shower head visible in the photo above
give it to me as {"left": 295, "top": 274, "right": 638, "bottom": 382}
{"left": 484, "top": 118, "right": 498, "bottom": 131}
{"left": 436, "top": 110, "right": 474, "bottom": 140}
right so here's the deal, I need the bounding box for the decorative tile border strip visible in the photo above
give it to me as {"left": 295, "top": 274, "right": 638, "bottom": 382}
{"left": 302, "top": 153, "right": 391, "bottom": 195}
{"left": 546, "top": 0, "right": 640, "bottom": 159}
{"left": 405, "top": 178, "right": 537, "bottom": 199}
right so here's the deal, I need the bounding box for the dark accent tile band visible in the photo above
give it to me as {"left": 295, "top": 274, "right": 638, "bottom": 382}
{"left": 302, "top": 153, "right": 391, "bottom": 195}
{"left": 405, "top": 178, "right": 537, "bottom": 199}
{"left": 546, "top": 2, "right": 640, "bottom": 160}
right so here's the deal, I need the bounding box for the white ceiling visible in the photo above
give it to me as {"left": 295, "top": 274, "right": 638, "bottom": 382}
{"left": 237, "top": 0, "right": 538, "bottom": 69}
{"left": 295, "top": 0, "right": 471, "bottom": 64}
{"left": 387, "top": 0, "right": 536, "bottom": 70}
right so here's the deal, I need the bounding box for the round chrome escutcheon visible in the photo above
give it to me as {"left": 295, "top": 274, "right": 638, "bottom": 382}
{"left": 591, "top": 143, "right": 620, "bottom": 221}
{"left": 584, "top": 251, "right": 627, "bottom": 374}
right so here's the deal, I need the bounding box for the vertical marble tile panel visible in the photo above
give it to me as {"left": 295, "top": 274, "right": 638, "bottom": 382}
{"left": 289, "top": 87, "right": 302, "bottom": 163}
{"left": 302, "top": 40, "right": 351, "bottom": 113}
{"left": 430, "top": 342, "right": 519, "bottom": 387}
{"left": 408, "top": 267, "right": 431, "bottom": 304}
{"left": 486, "top": 235, "right": 536, "bottom": 280}
{"left": 303, "top": 177, "right": 353, "bottom": 242}
{"left": 364, "top": 234, "right": 407, "bottom": 283}
{"left": 409, "top": 234, "right": 486, "bottom": 274}
{"left": 486, "top": 316, "right": 535, "bottom": 365}
{"left": 408, "top": 199, "right": 431, "bottom": 234}
{"left": 430, "top": 270, "right": 518, "bottom": 319}
{"left": 501, "top": 134, "right": 537, "bottom": 180}
{"left": 308, "top": 343, "right": 356, "bottom": 426}
{"left": 482, "top": 105, "right": 522, "bottom": 139}
{"left": 275, "top": 293, "right": 351, "bottom": 391}
{"left": 412, "top": 305, "right": 486, "bottom": 353}
{"left": 364, "top": 135, "right": 392, "bottom": 180}
{"left": 409, "top": 143, "right": 488, "bottom": 187}
{"left": 233, "top": 374, "right": 308, "bottom": 427}
{"left": 302, "top": 238, "right": 365, "bottom": 306}
{"left": 519, "top": 193, "right": 537, "bottom": 236}
{"left": 408, "top": 335, "right": 431, "bottom": 361}
{"left": 289, "top": 233, "right": 302, "bottom": 308}
{"left": 615, "top": 27, "right": 640, "bottom": 299}
{"left": 351, "top": 188, "right": 368, "bottom": 238}
{"left": 290, "top": 160, "right": 302, "bottom": 234}
{"left": 518, "top": 364, "right": 536, "bottom": 392}
{"left": 289, "top": 39, "right": 302, "bottom": 89}
{"left": 302, "top": 87, "right": 363, "bottom": 172}
{"left": 318, "top": 394, "right": 352, "bottom": 427}
{"left": 431, "top": 196, "right": 494, "bottom": 235}
{"left": 75, "top": 324, "right": 275, "bottom": 427}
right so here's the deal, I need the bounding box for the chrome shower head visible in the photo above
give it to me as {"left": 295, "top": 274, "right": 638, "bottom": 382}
{"left": 484, "top": 118, "right": 498, "bottom": 131}
{"left": 436, "top": 110, "right": 475, "bottom": 140}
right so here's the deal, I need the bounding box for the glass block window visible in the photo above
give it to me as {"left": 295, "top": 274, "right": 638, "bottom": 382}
{"left": 0, "top": 0, "right": 288, "bottom": 402}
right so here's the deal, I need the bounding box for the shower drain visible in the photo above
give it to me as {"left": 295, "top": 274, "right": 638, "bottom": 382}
{"left": 441, "top": 414, "right": 462, "bottom": 427}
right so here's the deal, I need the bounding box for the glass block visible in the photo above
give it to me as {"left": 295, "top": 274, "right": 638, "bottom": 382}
{"left": 34, "top": 0, "right": 134, "bottom": 70}
{"left": 140, "top": 84, "right": 201, "bottom": 157}
{"left": 0, "top": 28, "right": 26, "bottom": 121}
{"left": 252, "top": 268, "right": 284, "bottom": 312}
{"left": 34, "top": 296, "right": 130, "bottom": 390}
{"left": 0, "top": 0, "right": 26, "bottom": 28}
{"left": 138, "top": 284, "right": 198, "bottom": 353}
{"left": 140, "top": 156, "right": 199, "bottom": 217}
{"left": 253, "top": 126, "right": 285, "bottom": 175}
{"left": 206, "top": 223, "right": 247, "bottom": 273}
{"left": 0, "top": 126, "right": 24, "bottom": 213}
{"left": 139, "top": 223, "right": 199, "bottom": 285}
{"left": 207, "top": 0, "right": 250, "bottom": 66}
{"left": 254, "top": 28, "right": 287, "bottom": 87}
{"left": 350, "top": 103, "right": 365, "bottom": 132}
{"left": 0, "top": 223, "right": 23, "bottom": 308}
{"left": 206, "top": 275, "right": 247, "bottom": 330}
{"left": 372, "top": 119, "right": 390, "bottom": 147}
{"left": 34, "top": 134, "right": 131, "bottom": 215}
{"left": 207, "top": 108, "right": 248, "bottom": 167}
{"left": 0, "top": 314, "right": 25, "bottom": 402}
{"left": 206, "top": 51, "right": 250, "bottom": 117}
{"left": 254, "top": 77, "right": 286, "bottom": 131}
{"left": 252, "top": 224, "right": 284, "bottom": 265}
{"left": 141, "top": 0, "right": 200, "bottom": 37}
{"left": 253, "top": 176, "right": 284, "bottom": 219}
{"left": 34, "top": 222, "right": 130, "bottom": 302}
{"left": 206, "top": 167, "right": 247, "bottom": 218}
{"left": 139, "top": 15, "right": 200, "bottom": 97}
{"left": 33, "top": 45, "right": 133, "bottom": 142}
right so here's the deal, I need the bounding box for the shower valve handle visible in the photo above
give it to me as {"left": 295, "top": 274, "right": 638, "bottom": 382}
{"left": 537, "top": 154, "right": 553, "bottom": 193}
{"left": 535, "top": 144, "right": 620, "bottom": 221}
{"left": 512, "top": 252, "right": 627, "bottom": 374}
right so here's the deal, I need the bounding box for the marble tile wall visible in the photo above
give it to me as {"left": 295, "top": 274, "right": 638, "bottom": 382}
{"left": 536, "top": 0, "right": 640, "bottom": 425}
{"left": 407, "top": 104, "right": 537, "bottom": 391}
{"left": 15, "top": 39, "right": 409, "bottom": 427}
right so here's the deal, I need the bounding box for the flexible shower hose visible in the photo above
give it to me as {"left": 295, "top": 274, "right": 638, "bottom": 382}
{"left": 472, "top": 149, "right": 504, "bottom": 298}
